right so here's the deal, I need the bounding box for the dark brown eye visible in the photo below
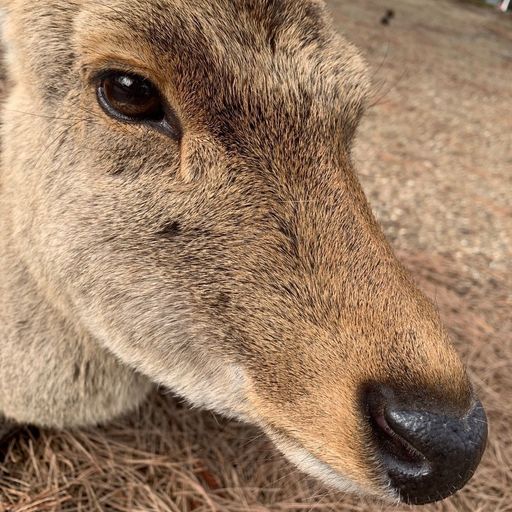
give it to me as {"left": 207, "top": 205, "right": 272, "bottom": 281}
{"left": 96, "top": 71, "right": 182, "bottom": 139}
{"left": 97, "top": 72, "right": 164, "bottom": 122}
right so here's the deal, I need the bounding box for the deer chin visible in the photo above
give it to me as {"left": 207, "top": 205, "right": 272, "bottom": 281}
{"left": 161, "top": 361, "right": 253, "bottom": 422}
{"left": 76, "top": 306, "right": 254, "bottom": 422}
{"left": 265, "top": 428, "right": 397, "bottom": 503}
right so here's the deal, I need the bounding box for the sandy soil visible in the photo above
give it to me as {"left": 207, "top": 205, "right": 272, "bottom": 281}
{"left": 0, "top": 1, "right": 511, "bottom": 511}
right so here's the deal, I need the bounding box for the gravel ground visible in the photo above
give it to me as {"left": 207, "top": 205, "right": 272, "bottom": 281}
{"left": 335, "top": 0, "right": 512, "bottom": 277}
{"left": 0, "top": 1, "right": 510, "bottom": 511}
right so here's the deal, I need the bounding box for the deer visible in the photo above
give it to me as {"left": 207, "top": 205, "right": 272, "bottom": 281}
{"left": 0, "top": 0, "right": 487, "bottom": 506}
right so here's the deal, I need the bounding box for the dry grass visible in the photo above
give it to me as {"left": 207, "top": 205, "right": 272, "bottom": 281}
{"left": 1, "top": 0, "right": 511, "bottom": 511}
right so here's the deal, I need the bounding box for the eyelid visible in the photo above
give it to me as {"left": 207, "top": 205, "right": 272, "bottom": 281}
{"left": 87, "top": 61, "right": 155, "bottom": 85}
{"left": 91, "top": 69, "right": 154, "bottom": 88}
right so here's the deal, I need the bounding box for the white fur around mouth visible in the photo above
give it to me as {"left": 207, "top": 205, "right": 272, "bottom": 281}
{"left": 265, "top": 428, "right": 399, "bottom": 503}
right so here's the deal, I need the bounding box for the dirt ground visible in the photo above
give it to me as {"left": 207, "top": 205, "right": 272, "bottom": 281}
{"left": 0, "top": 0, "right": 511, "bottom": 511}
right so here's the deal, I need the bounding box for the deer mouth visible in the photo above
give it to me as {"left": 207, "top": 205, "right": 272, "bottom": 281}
{"left": 263, "top": 425, "right": 397, "bottom": 502}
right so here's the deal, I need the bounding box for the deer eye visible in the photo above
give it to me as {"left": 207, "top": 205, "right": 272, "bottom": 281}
{"left": 97, "top": 72, "right": 164, "bottom": 122}
{"left": 96, "top": 71, "right": 182, "bottom": 139}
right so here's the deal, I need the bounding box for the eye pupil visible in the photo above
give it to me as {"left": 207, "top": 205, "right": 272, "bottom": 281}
{"left": 99, "top": 72, "right": 164, "bottom": 121}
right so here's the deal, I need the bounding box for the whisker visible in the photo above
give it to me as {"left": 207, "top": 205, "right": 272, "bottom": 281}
{"left": 2, "top": 107, "right": 94, "bottom": 123}
{"left": 367, "top": 66, "right": 408, "bottom": 110}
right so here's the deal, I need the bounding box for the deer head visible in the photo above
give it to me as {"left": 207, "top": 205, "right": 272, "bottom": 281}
{"left": 0, "top": 0, "right": 486, "bottom": 504}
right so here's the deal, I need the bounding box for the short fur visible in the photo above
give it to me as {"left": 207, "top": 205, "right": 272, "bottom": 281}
{"left": 0, "top": 0, "right": 472, "bottom": 501}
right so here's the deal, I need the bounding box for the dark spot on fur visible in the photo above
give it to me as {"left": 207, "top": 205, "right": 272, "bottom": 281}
{"left": 159, "top": 220, "right": 182, "bottom": 237}
{"left": 214, "top": 291, "right": 231, "bottom": 311}
{"left": 265, "top": 7, "right": 287, "bottom": 54}
{"left": 279, "top": 281, "right": 299, "bottom": 298}
{"left": 298, "top": 4, "right": 327, "bottom": 49}
{"left": 273, "top": 214, "right": 300, "bottom": 260}
{"left": 84, "top": 361, "right": 91, "bottom": 381}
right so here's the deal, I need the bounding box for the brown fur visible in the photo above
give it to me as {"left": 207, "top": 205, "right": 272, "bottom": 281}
{"left": 0, "top": 0, "right": 472, "bottom": 501}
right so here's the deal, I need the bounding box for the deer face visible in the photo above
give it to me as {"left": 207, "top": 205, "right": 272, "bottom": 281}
{"left": 1, "top": 0, "right": 486, "bottom": 504}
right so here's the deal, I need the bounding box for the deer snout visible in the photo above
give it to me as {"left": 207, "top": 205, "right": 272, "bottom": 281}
{"left": 365, "top": 385, "right": 487, "bottom": 504}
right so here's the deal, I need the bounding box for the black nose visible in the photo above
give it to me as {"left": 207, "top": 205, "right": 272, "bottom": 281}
{"left": 365, "top": 386, "right": 487, "bottom": 505}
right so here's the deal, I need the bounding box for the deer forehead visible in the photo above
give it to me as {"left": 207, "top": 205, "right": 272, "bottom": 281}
{"left": 6, "top": 0, "right": 369, "bottom": 131}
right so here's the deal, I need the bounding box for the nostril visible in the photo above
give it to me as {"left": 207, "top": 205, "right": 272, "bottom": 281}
{"left": 366, "top": 387, "right": 429, "bottom": 473}
{"left": 370, "top": 408, "right": 427, "bottom": 467}
{"left": 364, "top": 385, "right": 488, "bottom": 505}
